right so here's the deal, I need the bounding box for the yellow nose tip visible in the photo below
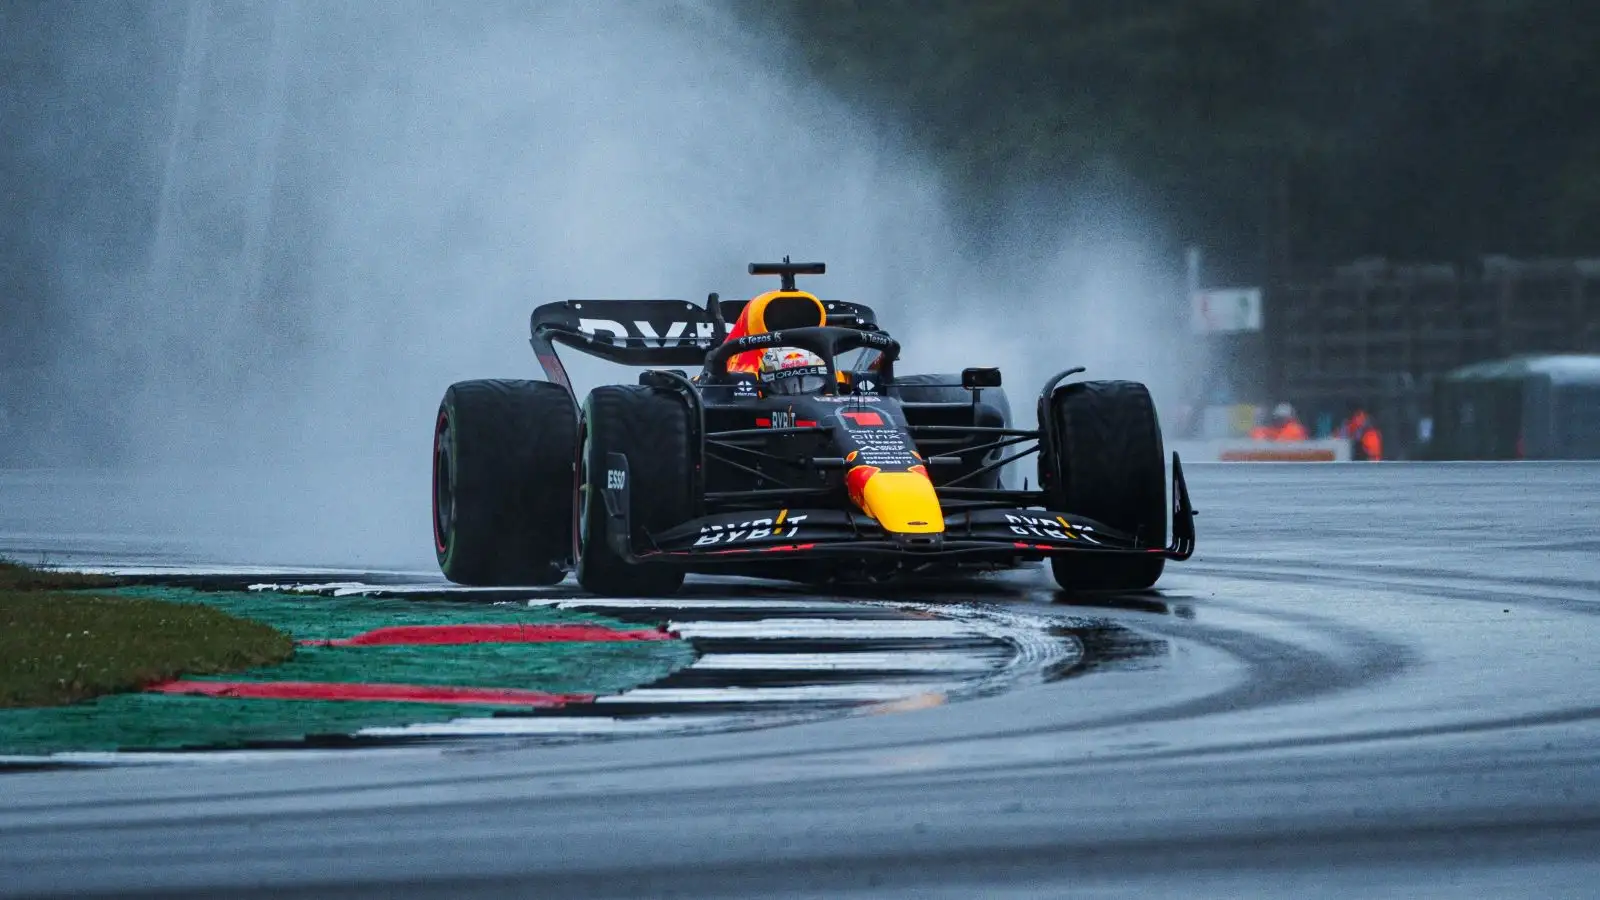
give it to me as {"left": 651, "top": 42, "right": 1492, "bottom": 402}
{"left": 852, "top": 469, "right": 944, "bottom": 534}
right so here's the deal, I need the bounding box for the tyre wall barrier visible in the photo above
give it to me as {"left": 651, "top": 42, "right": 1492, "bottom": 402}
{"left": 1168, "top": 438, "right": 1353, "bottom": 463}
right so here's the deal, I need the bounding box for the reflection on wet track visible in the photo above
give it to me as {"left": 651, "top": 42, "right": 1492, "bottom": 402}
{"left": 1, "top": 463, "right": 1598, "bottom": 897}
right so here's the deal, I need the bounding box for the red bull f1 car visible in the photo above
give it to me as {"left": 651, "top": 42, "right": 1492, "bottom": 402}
{"left": 431, "top": 260, "right": 1195, "bottom": 595}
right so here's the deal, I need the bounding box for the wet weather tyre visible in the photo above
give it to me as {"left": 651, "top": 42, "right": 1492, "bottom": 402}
{"left": 1045, "top": 380, "right": 1167, "bottom": 592}
{"left": 433, "top": 379, "right": 576, "bottom": 586}
{"left": 576, "top": 385, "right": 693, "bottom": 596}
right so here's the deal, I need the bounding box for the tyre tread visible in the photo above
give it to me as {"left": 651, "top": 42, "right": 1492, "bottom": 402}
{"left": 437, "top": 379, "right": 575, "bottom": 586}
{"left": 1046, "top": 379, "right": 1167, "bottom": 591}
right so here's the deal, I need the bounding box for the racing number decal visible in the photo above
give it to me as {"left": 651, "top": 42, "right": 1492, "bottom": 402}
{"left": 839, "top": 410, "right": 884, "bottom": 427}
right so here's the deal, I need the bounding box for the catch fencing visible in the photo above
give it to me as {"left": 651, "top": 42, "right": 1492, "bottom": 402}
{"left": 1266, "top": 257, "right": 1600, "bottom": 457}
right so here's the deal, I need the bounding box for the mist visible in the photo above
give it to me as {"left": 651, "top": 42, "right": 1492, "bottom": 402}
{"left": 11, "top": 0, "right": 1187, "bottom": 570}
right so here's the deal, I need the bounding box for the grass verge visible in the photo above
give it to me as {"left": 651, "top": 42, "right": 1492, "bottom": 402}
{"left": 1, "top": 587, "right": 697, "bottom": 754}
{"left": 0, "top": 562, "right": 294, "bottom": 709}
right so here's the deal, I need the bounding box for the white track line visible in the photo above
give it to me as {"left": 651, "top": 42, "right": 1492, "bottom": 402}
{"left": 249, "top": 582, "right": 495, "bottom": 595}
{"left": 541, "top": 597, "right": 864, "bottom": 611}
{"left": 7, "top": 746, "right": 445, "bottom": 765}
{"left": 691, "top": 652, "right": 999, "bottom": 672}
{"left": 597, "top": 684, "right": 956, "bottom": 703}
{"left": 70, "top": 566, "right": 440, "bottom": 579}
{"left": 252, "top": 582, "right": 383, "bottom": 594}
{"left": 243, "top": 587, "right": 875, "bottom": 609}
{"left": 669, "top": 618, "right": 983, "bottom": 640}
{"left": 356, "top": 716, "right": 748, "bottom": 738}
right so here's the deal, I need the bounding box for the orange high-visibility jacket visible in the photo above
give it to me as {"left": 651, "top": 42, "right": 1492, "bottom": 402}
{"left": 1339, "top": 412, "right": 1383, "bottom": 461}
{"left": 1250, "top": 419, "right": 1309, "bottom": 441}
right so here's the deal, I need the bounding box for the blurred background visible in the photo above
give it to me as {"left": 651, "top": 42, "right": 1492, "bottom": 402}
{"left": 3, "top": 1, "right": 1598, "bottom": 563}
{"left": 744, "top": 1, "right": 1600, "bottom": 462}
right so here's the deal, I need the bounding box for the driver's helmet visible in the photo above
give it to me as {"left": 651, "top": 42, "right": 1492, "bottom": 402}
{"left": 759, "top": 347, "right": 829, "bottom": 395}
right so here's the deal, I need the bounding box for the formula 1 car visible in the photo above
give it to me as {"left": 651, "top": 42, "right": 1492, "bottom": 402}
{"left": 431, "top": 260, "right": 1195, "bottom": 595}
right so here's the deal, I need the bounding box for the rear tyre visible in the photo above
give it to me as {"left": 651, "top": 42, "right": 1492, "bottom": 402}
{"left": 1044, "top": 380, "right": 1167, "bottom": 592}
{"left": 894, "top": 373, "right": 1013, "bottom": 488}
{"left": 433, "top": 379, "right": 576, "bottom": 586}
{"left": 575, "top": 385, "right": 693, "bottom": 596}
{"left": 892, "top": 373, "right": 1013, "bottom": 426}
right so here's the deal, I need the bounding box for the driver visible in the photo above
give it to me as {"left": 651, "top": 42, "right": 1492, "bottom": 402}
{"left": 759, "top": 347, "right": 830, "bottom": 395}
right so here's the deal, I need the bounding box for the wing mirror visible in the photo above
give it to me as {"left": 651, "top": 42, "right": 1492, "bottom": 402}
{"left": 961, "top": 367, "right": 1002, "bottom": 389}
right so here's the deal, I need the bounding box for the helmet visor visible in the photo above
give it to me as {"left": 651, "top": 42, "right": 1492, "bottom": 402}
{"left": 767, "top": 373, "right": 829, "bottom": 395}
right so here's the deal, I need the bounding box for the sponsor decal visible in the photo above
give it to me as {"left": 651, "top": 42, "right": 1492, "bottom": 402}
{"left": 755, "top": 413, "right": 818, "bottom": 428}
{"left": 843, "top": 419, "right": 917, "bottom": 467}
{"left": 758, "top": 363, "right": 828, "bottom": 383}
{"left": 534, "top": 352, "right": 572, "bottom": 391}
{"left": 733, "top": 379, "right": 760, "bottom": 398}
{"left": 839, "top": 410, "right": 885, "bottom": 427}
{"left": 577, "top": 318, "right": 715, "bottom": 348}
{"left": 845, "top": 465, "right": 879, "bottom": 507}
{"left": 814, "top": 395, "right": 883, "bottom": 403}
{"left": 853, "top": 448, "right": 916, "bottom": 466}
{"left": 849, "top": 430, "right": 904, "bottom": 440}
{"left": 693, "top": 513, "right": 808, "bottom": 546}
{"left": 1004, "top": 513, "right": 1075, "bottom": 540}
{"left": 606, "top": 468, "right": 626, "bottom": 490}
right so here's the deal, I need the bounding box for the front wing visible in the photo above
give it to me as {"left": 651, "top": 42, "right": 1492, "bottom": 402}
{"left": 600, "top": 453, "right": 1197, "bottom": 565}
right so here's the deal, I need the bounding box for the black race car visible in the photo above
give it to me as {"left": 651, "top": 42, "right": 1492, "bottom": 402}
{"left": 431, "top": 260, "right": 1194, "bottom": 595}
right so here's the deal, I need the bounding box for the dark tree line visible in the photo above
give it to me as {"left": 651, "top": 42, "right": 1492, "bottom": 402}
{"left": 737, "top": 0, "right": 1600, "bottom": 284}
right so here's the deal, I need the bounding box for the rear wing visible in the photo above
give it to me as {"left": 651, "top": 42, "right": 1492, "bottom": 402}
{"left": 530, "top": 296, "right": 879, "bottom": 392}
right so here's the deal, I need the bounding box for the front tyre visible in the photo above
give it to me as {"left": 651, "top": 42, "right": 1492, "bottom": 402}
{"left": 575, "top": 385, "right": 693, "bottom": 596}
{"left": 1044, "top": 380, "right": 1167, "bottom": 592}
{"left": 433, "top": 379, "right": 575, "bottom": 586}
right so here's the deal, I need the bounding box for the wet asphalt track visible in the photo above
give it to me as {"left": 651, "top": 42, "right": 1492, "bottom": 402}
{"left": 2, "top": 463, "right": 1598, "bottom": 898}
